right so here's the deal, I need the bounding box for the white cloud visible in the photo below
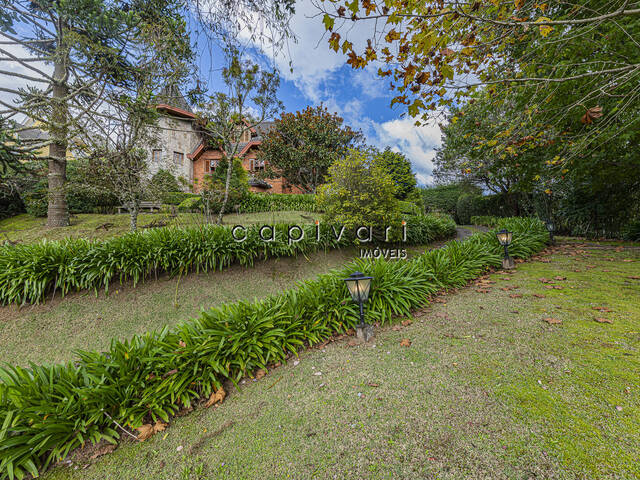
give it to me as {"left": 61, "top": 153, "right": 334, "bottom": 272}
{"left": 372, "top": 117, "right": 445, "bottom": 186}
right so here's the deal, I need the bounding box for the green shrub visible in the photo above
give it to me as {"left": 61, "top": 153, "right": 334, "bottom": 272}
{"left": 150, "top": 169, "right": 181, "bottom": 193}
{"left": 398, "top": 200, "right": 420, "bottom": 215}
{"left": 317, "top": 149, "right": 401, "bottom": 229}
{"left": 22, "top": 187, "right": 48, "bottom": 217}
{"left": 161, "top": 191, "right": 198, "bottom": 206}
{"left": 239, "top": 193, "right": 318, "bottom": 213}
{"left": 470, "top": 215, "right": 502, "bottom": 228}
{"left": 456, "top": 193, "right": 487, "bottom": 224}
{"left": 420, "top": 183, "right": 481, "bottom": 217}
{"left": 0, "top": 218, "right": 547, "bottom": 479}
{"left": 177, "top": 196, "right": 203, "bottom": 212}
{"left": 0, "top": 214, "right": 455, "bottom": 306}
{"left": 622, "top": 219, "right": 640, "bottom": 241}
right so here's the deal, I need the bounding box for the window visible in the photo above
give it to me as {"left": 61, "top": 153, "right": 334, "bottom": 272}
{"left": 206, "top": 159, "right": 218, "bottom": 173}
{"left": 173, "top": 151, "right": 184, "bottom": 165}
{"left": 152, "top": 149, "right": 162, "bottom": 163}
{"left": 252, "top": 159, "right": 265, "bottom": 171}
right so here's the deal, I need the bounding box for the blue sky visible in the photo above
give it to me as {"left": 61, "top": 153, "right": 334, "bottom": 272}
{"left": 189, "top": 0, "right": 444, "bottom": 185}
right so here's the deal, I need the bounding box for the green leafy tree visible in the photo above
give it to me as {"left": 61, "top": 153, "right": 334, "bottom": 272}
{"left": 317, "top": 0, "right": 640, "bottom": 128}
{"left": 199, "top": 158, "right": 249, "bottom": 220}
{"left": 373, "top": 147, "right": 417, "bottom": 200}
{"left": 317, "top": 149, "right": 400, "bottom": 229}
{"left": 195, "top": 47, "right": 282, "bottom": 223}
{"left": 259, "top": 105, "right": 363, "bottom": 193}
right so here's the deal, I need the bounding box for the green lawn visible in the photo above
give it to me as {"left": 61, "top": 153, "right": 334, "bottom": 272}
{"left": 36, "top": 241, "right": 639, "bottom": 479}
{"left": 0, "top": 211, "right": 319, "bottom": 244}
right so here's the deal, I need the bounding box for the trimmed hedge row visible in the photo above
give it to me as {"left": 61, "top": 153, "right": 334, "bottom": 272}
{"left": 162, "top": 192, "right": 319, "bottom": 213}
{"left": 238, "top": 193, "right": 319, "bottom": 213}
{"left": 0, "top": 218, "right": 547, "bottom": 479}
{"left": 471, "top": 215, "right": 503, "bottom": 228}
{"left": 0, "top": 215, "right": 456, "bottom": 306}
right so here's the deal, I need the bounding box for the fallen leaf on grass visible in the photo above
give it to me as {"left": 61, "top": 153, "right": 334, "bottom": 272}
{"left": 347, "top": 340, "right": 358, "bottom": 347}
{"left": 476, "top": 289, "right": 490, "bottom": 293}
{"left": 586, "top": 265, "right": 596, "bottom": 269}
{"left": 629, "top": 276, "right": 640, "bottom": 280}
{"left": 533, "top": 294, "right": 546, "bottom": 298}
{"left": 205, "top": 387, "right": 226, "bottom": 408}
{"left": 594, "top": 317, "right": 613, "bottom": 324}
{"left": 254, "top": 369, "right": 266, "bottom": 380}
{"left": 400, "top": 338, "right": 412, "bottom": 347}
{"left": 622, "top": 259, "right": 634, "bottom": 263}
{"left": 509, "top": 294, "right": 523, "bottom": 298}
{"left": 543, "top": 317, "right": 562, "bottom": 325}
{"left": 538, "top": 278, "right": 554, "bottom": 284}
{"left": 554, "top": 276, "right": 567, "bottom": 281}
{"left": 136, "top": 421, "right": 167, "bottom": 441}
{"left": 392, "top": 325, "right": 402, "bottom": 331}
{"left": 367, "top": 382, "right": 380, "bottom": 388}
{"left": 592, "top": 306, "right": 613, "bottom": 312}
{"left": 401, "top": 319, "right": 412, "bottom": 326}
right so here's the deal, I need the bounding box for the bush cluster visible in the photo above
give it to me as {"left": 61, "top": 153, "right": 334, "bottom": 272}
{"left": 0, "top": 218, "right": 548, "bottom": 479}
{"left": 239, "top": 193, "right": 319, "bottom": 213}
{"left": 0, "top": 215, "right": 454, "bottom": 306}
{"left": 470, "top": 215, "right": 502, "bottom": 228}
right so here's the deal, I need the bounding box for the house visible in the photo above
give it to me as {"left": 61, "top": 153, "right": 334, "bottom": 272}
{"left": 150, "top": 87, "right": 301, "bottom": 194}
{"left": 15, "top": 118, "right": 78, "bottom": 161}
{"left": 188, "top": 121, "right": 303, "bottom": 194}
{"left": 149, "top": 85, "right": 200, "bottom": 186}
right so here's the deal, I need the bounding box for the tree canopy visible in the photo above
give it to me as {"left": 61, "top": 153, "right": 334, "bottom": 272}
{"left": 258, "top": 105, "right": 363, "bottom": 194}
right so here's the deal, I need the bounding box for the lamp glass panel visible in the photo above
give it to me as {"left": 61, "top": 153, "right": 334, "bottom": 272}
{"left": 505, "top": 231, "right": 513, "bottom": 244}
{"left": 345, "top": 275, "right": 372, "bottom": 303}
{"left": 496, "top": 231, "right": 508, "bottom": 246}
{"left": 358, "top": 277, "right": 372, "bottom": 302}
{"left": 346, "top": 279, "right": 361, "bottom": 303}
{"left": 546, "top": 222, "right": 555, "bottom": 232}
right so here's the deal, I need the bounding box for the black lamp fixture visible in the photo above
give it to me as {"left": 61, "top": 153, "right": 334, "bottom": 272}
{"left": 496, "top": 229, "right": 515, "bottom": 269}
{"left": 343, "top": 271, "right": 374, "bottom": 341}
{"left": 545, "top": 220, "right": 555, "bottom": 244}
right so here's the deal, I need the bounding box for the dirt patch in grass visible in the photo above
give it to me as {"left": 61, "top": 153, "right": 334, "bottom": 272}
{"left": 41, "top": 242, "right": 639, "bottom": 479}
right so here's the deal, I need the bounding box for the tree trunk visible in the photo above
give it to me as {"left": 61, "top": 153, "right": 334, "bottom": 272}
{"left": 47, "top": 28, "right": 69, "bottom": 227}
{"left": 129, "top": 204, "right": 139, "bottom": 231}
{"left": 216, "top": 157, "right": 233, "bottom": 224}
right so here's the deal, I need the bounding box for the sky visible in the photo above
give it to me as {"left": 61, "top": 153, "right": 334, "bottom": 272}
{"left": 194, "top": 0, "right": 444, "bottom": 185}
{"left": 1, "top": 0, "right": 445, "bottom": 185}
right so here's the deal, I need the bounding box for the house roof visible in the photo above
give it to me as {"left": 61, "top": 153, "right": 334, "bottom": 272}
{"left": 15, "top": 118, "right": 49, "bottom": 141}
{"left": 188, "top": 139, "right": 263, "bottom": 161}
{"left": 156, "top": 85, "right": 196, "bottom": 119}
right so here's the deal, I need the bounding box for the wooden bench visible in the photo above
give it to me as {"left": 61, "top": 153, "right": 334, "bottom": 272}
{"left": 117, "top": 202, "right": 163, "bottom": 214}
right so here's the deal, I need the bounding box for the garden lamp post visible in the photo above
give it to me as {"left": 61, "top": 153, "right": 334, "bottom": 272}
{"left": 496, "top": 229, "right": 515, "bottom": 269}
{"left": 344, "top": 271, "right": 374, "bottom": 342}
{"left": 545, "top": 221, "right": 555, "bottom": 244}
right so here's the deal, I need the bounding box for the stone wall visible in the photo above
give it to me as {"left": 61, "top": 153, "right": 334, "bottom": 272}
{"left": 147, "top": 116, "right": 200, "bottom": 189}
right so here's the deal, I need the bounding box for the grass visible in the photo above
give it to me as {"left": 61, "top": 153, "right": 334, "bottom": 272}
{"left": 39, "top": 241, "right": 639, "bottom": 479}
{"left": 0, "top": 211, "right": 319, "bottom": 244}
{"left": 0, "top": 247, "right": 355, "bottom": 366}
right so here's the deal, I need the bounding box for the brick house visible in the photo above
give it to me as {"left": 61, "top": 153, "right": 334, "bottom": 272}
{"left": 149, "top": 87, "right": 301, "bottom": 194}
{"left": 188, "top": 122, "right": 303, "bottom": 194}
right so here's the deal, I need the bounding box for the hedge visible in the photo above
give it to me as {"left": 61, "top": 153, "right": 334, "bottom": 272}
{"left": 239, "top": 193, "right": 319, "bottom": 213}
{"left": 471, "top": 215, "right": 502, "bottom": 228}
{"left": 0, "top": 214, "right": 456, "bottom": 306}
{"left": 0, "top": 217, "right": 548, "bottom": 479}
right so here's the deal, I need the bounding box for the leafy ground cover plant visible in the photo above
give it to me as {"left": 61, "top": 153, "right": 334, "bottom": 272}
{"left": 0, "top": 218, "right": 546, "bottom": 479}
{"left": 0, "top": 215, "right": 455, "bottom": 305}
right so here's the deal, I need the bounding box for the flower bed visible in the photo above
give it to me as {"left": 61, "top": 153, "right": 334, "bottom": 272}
{"left": 0, "top": 217, "right": 547, "bottom": 479}
{"left": 0, "top": 215, "right": 456, "bottom": 305}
